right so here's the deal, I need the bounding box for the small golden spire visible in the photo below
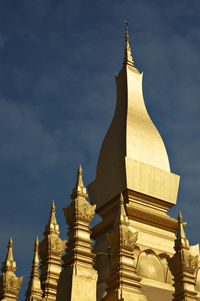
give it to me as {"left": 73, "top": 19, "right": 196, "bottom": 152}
{"left": 76, "top": 164, "right": 84, "bottom": 188}
{"left": 123, "top": 21, "right": 134, "bottom": 67}
{"left": 119, "top": 192, "right": 126, "bottom": 217}
{"left": 44, "top": 201, "right": 59, "bottom": 236}
{"left": 175, "top": 211, "right": 189, "bottom": 251}
{"left": 50, "top": 200, "right": 57, "bottom": 224}
{"left": 2, "top": 237, "right": 16, "bottom": 273}
{"left": 25, "top": 236, "right": 43, "bottom": 301}
{"left": 0, "top": 237, "right": 23, "bottom": 300}
{"left": 178, "top": 210, "right": 183, "bottom": 223}
{"left": 114, "top": 193, "right": 129, "bottom": 226}
{"left": 6, "top": 237, "right": 14, "bottom": 261}
{"left": 71, "top": 164, "right": 88, "bottom": 199}
{"left": 30, "top": 236, "right": 40, "bottom": 279}
{"left": 33, "top": 236, "right": 39, "bottom": 267}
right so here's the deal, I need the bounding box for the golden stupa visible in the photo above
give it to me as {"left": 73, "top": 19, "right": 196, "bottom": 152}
{"left": 0, "top": 23, "right": 200, "bottom": 301}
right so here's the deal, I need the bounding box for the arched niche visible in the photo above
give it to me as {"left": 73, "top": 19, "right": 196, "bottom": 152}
{"left": 137, "top": 250, "right": 165, "bottom": 282}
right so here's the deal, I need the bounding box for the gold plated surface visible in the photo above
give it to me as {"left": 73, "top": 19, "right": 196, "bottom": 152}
{"left": 56, "top": 166, "right": 97, "bottom": 301}
{"left": 25, "top": 237, "right": 43, "bottom": 301}
{"left": 1, "top": 23, "right": 199, "bottom": 301}
{"left": 88, "top": 24, "right": 179, "bottom": 212}
{"left": 0, "top": 238, "right": 23, "bottom": 301}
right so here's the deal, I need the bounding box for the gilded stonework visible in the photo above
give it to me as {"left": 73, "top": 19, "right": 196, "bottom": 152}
{"left": 25, "top": 237, "right": 43, "bottom": 301}
{"left": 170, "top": 212, "right": 199, "bottom": 301}
{"left": 39, "top": 201, "right": 66, "bottom": 301}
{"left": 0, "top": 238, "right": 23, "bottom": 301}
{"left": 1, "top": 23, "right": 199, "bottom": 301}
{"left": 56, "top": 165, "right": 97, "bottom": 301}
{"left": 64, "top": 197, "right": 96, "bottom": 225}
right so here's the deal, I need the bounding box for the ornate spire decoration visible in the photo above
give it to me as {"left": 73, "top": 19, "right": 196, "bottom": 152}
{"left": 39, "top": 201, "right": 66, "bottom": 301}
{"left": 123, "top": 21, "right": 134, "bottom": 67}
{"left": 0, "top": 238, "right": 23, "bottom": 301}
{"left": 104, "top": 193, "right": 146, "bottom": 301}
{"left": 170, "top": 213, "right": 198, "bottom": 301}
{"left": 56, "top": 165, "right": 97, "bottom": 301}
{"left": 25, "top": 236, "right": 43, "bottom": 301}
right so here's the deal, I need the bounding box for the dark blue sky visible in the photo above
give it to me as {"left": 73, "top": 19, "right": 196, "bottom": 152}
{"left": 0, "top": 0, "right": 200, "bottom": 298}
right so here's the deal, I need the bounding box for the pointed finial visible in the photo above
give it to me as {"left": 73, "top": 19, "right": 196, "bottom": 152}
{"left": 25, "top": 236, "right": 43, "bottom": 300}
{"left": 33, "top": 236, "right": 39, "bottom": 267}
{"left": 50, "top": 200, "right": 57, "bottom": 224}
{"left": 119, "top": 193, "right": 126, "bottom": 217}
{"left": 35, "top": 236, "right": 39, "bottom": 250}
{"left": 52, "top": 199, "right": 55, "bottom": 210}
{"left": 76, "top": 164, "right": 84, "bottom": 189}
{"left": 2, "top": 237, "right": 16, "bottom": 273}
{"left": 71, "top": 164, "right": 88, "bottom": 199}
{"left": 9, "top": 237, "right": 13, "bottom": 245}
{"left": 178, "top": 210, "right": 183, "bottom": 222}
{"left": 32, "top": 236, "right": 39, "bottom": 268}
{"left": 44, "top": 201, "right": 59, "bottom": 236}
{"left": 6, "top": 237, "right": 14, "bottom": 261}
{"left": 114, "top": 193, "right": 129, "bottom": 226}
{"left": 123, "top": 21, "right": 134, "bottom": 67}
{"left": 175, "top": 211, "right": 189, "bottom": 251}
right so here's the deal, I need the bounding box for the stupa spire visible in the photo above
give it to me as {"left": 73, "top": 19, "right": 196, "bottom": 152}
{"left": 2, "top": 237, "right": 16, "bottom": 272}
{"left": 25, "top": 236, "right": 43, "bottom": 301}
{"left": 175, "top": 211, "right": 189, "bottom": 251}
{"left": 171, "top": 212, "right": 198, "bottom": 301}
{"left": 57, "top": 165, "right": 97, "bottom": 301}
{"left": 39, "top": 201, "right": 66, "bottom": 301}
{"left": 0, "top": 238, "right": 23, "bottom": 300}
{"left": 5, "top": 237, "right": 14, "bottom": 262}
{"left": 115, "top": 192, "right": 129, "bottom": 226}
{"left": 49, "top": 200, "right": 57, "bottom": 224}
{"left": 119, "top": 192, "right": 126, "bottom": 217}
{"left": 71, "top": 164, "right": 88, "bottom": 199}
{"left": 123, "top": 21, "right": 134, "bottom": 67}
{"left": 44, "top": 200, "right": 59, "bottom": 236}
{"left": 89, "top": 23, "right": 180, "bottom": 217}
{"left": 31, "top": 236, "right": 40, "bottom": 278}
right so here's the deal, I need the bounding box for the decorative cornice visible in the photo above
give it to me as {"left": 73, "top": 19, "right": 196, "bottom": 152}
{"left": 64, "top": 197, "right": 96, "bottom": 226}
